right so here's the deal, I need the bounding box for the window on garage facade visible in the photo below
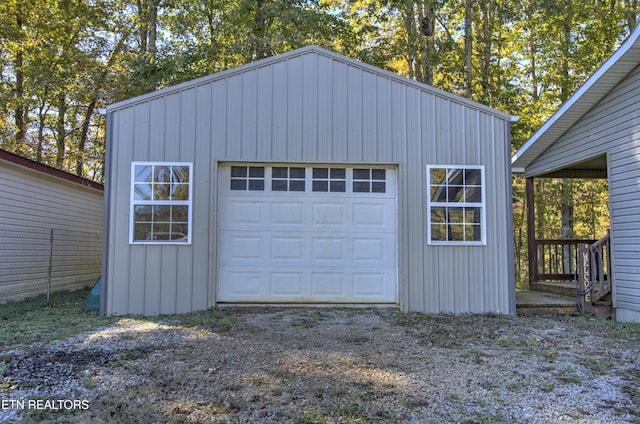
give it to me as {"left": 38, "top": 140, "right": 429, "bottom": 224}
{"left": 426, "top": 165, "right": 485, "bottom": 245}
{"left": 130, "top": 162, "right": 192, "bottom": 244}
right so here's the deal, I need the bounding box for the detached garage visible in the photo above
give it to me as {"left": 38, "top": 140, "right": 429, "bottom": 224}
{"left": 103, "top": 46, "right": 516, "bottom": 316}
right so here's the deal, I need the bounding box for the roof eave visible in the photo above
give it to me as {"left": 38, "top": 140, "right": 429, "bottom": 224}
{"left": 0, "top": 149, "right": 104, "bottom": 191}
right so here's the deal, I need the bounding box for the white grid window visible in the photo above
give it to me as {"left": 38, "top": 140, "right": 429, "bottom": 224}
{"left": 427, "top": 165, "right": 485, "bottom": 245}
{"left": 312, "top": 168, "right": 346, "bottom": 192}
{"left": 130, "top": 162, "right": 193, "bottom": 244}
{"left": 230, "top": 166, "right": 265, "bottom": 191}
{"left": 353, "top": 168, "right": 386, "bottom": 193}
{"left": 272, "top": 167, "right": 305, "bottom": 191}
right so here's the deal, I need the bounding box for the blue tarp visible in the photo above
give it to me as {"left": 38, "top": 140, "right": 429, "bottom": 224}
{"left": 82, "top": 277, "right": 101, "bottom": 313}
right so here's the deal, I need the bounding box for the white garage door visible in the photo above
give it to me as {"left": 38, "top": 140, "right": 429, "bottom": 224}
{"left": 217, "top": 164, "right": 397, "bottom": 303}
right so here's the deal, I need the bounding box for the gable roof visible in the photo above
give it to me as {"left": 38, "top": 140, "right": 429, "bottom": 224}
{"left": 0, "top": 148, "right": 104, "bottom": 191}
{"left": 512, "top": 25, "right": 640, "bottom": 171}
{"left": 107, "top": 45, "right": 515, "bottom": 122}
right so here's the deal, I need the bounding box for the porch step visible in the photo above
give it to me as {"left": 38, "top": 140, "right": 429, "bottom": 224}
{"left": 592, "top": 300, "right": 613, "bottom": 320}
{"left": 517, "top": 288, "right": 613, "bottom": 318}
{"left": 516, "top": 290, "right": 579, "bottom": 315}
{"left": 529, "top": 281, "right": 576, "bottom": 297}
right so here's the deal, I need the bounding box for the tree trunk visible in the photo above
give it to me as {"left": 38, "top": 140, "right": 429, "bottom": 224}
{"left": 13, "top": 10, "right": 26, "bottom": 150}
{"left": 625, "top": 0, "right": 638, "bottom": 31}
{"left": 528, "top": 23, "right": 539, "bottom": 100}
{"left": 526, "top": 177, "right": 537, "bottom": 282}
{"left": 562, "top": 179, "right": 574, "bottom": 272}
{"left": 480, "top": 0, "right": 492, "bottom": 104}
{"left": 535, "top": 179, "right": 545, "bottom": 239}
{"left": 252, "top": 0, "right": 269, "bottom": 60}
{"left": 137, "top": 0, "right": 160, "bottom": 54}
{"left": 137, "top": 0, "right": 147, "bottom": 53}
{"left": 560, "top": 0, "right": 573, "bottom": 103}
{"left": 76, "top": 99, "right": 97, "bottom": 177}
{"left": 148, "top": 0, "right": 159, "bottom": 55}
{"left": 559, "top": 0, "right": 574, "bottom": 272}
{"left": 464, "top": 0, "right": 473, "bottom": 98}
{"left": 56, "top": 93, "right": 67, "bottom": 168}
{"left": 419, "top": 3, "right": 435, "bottom": 85}
{"left": 36, "top": 99, "right": 49, "bottom": 162}
{"left": 403, "top": 3, "right": 419, "bottom": 81}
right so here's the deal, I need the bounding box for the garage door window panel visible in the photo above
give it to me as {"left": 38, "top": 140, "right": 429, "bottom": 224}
{"left": 353, "top": 168, "right": 386, "bottom": 193}
{"left": 313, "top": 168, "right": 346, "bottom": 192}
{"left": 231, "top": 166, "right": 264, "bottom": 191}
{"left": 272, "top": 167, "right": 305, "bottom": 192}
{"left": 130, "top": 162, "right": 192, "bottom": 244}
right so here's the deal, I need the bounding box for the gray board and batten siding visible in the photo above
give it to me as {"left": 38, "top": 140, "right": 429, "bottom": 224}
{"left": 104, "top": 46, "right": 516, "bottom": 316}
{"left": 512, "top": 25, "right": 640, "bottom": 322}
{"left": 0, "top": 149, "right": 103, "bottom": 303}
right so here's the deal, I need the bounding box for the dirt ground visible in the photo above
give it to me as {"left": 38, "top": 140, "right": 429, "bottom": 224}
{"left": 1, "top": 307, "right": 639, "bottom": 423}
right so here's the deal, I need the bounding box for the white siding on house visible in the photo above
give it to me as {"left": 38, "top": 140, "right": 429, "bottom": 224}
{"left": 525, "top": 64, "right": 640, "bottom": 319}
{"left": 105, "top": 46, "right": 515, "bottom": 316}
{"left": 0, "top": 158, "right": 103, "bottom": 302}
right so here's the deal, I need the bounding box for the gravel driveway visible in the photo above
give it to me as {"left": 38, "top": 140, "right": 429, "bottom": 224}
{"left": 1, "top": 308, "right": 639, "bottom": 423}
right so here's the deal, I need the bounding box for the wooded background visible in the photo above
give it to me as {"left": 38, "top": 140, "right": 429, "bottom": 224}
{"left": 1, "top": 0, "right": 635, "bottom": 285}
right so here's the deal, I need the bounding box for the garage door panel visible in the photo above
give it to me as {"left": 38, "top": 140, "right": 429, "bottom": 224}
{"left": 312, "top": 202, "right": 347, "bottom": 226}
{"left": 217, "top": 165, "right": 397, "bottom": 303}
{"left": 271, "top": 237, "right": 305, "bottom": 260}
{"left": 311, "top": 272, "right": 346, "bottom": 297}
{"left": 271, "top": 201, "right": 306, "bottom": 226}
{"left": 219, "top": 198, "right": 267, "bottom": 228}
{"left": 312, "top": 237, "right": 346, "bottom": 261}
{"left": 353, "top": 237, "right": 386, "bottom": 262}
{"left": 270, "top": 272, "right": 304, "bottom": 296}
{"left": 220, "top": 270, "right": 264, "bottom": 298}
{"left": 352, "top": 202, "right": 387, "bottom": 228}
{"left": 218, "top": 269, "right": 396, "bottom": 302}
{"left": 218, "top": 233, "right": 264, "bottom": 263}
{"left": 353, "top": 273, "right": 387, "bottom": 296}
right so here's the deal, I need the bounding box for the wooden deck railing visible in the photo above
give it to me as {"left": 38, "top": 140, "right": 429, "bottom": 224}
{"left": 528, "top": 232, "right": 612, "bottom": 317}
{"left": 533, "top": 239, "right": 596, "bottom": 281}
{"left": 587, "top": 233, "right": 611, "bottom": 302}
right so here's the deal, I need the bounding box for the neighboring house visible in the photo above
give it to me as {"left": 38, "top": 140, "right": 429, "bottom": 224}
{"left": 103, "top": 46, "right": 517, "bottom": 316}
{"left": 0, "top": 149, "right": 104, "bottom": 303}
{"left": 512, "top": 25, "right": 640, "bottom": 322}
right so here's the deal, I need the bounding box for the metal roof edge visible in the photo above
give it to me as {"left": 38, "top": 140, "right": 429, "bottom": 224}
{"left": 511, "top": 26, "right": 640, "bottom": 168}
{"left": 0, "top": 148, "right": 104, "bottom": 191}
{"left": 106, "top": 46, "right": 323, "bottom": 112}
{"left": 107, "top": 45, "right": 515, "bottom": 121}
{"left": 313, "top": 48, "right": 515, "bottom": 121}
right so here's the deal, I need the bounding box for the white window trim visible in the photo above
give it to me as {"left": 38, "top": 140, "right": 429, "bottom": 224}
{"left": 129, "top": 161, "right": 193, "bottom": 245}
{"left": 426, "top": 164, "right": 486, "bottom": 246}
